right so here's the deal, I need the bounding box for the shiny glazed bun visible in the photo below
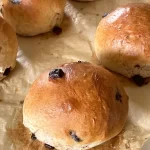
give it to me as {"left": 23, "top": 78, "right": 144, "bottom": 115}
{"left": 23, "top": 62, "right": 128, "bottom": 150}
{"left": 0, "top": 16, "right": 18, "bottom": 81}
{"left": 95, "top": 3, "right": 150, "bottom": 86}
{"left": 2, "top": 0, "right": 67, "bottom": 36}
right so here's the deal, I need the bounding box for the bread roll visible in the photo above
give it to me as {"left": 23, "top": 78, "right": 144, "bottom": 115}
{"left": 95, "top": 3, "right": 150, "bottom": 86}
{"left": 0, "top": 16, "right": 18, "bottom": 81}
{"left": 23, "top": 62, "right": 128, "bottom": 150}
{"left": 2, "top": 0, "right": 67, "bottom": 36}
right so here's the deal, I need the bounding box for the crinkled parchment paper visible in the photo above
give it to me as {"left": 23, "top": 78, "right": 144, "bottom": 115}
{"left": 0, "top": 0, "right": 150, "bottom": 149}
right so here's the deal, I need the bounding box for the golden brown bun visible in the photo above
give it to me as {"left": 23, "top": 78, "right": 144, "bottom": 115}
{"left": 23, "top": 62, "right": 128, "bottom": 150}
{"left": 95, "top": 3, "right": 150, "bottom": 82}
{"left": 2, "top": 0, "right": 67, "bottom": 36}
{"left": 0, "top": 16, "right": 18, "bottom": 81}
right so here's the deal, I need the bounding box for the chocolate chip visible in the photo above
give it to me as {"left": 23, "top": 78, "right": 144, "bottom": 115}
{"left": 49, "top": 69, "right": 64, "bottom": 79}
{"left": 9, "top": 0, "right": 22, "bottom": 4}
{"left": 44, "top": 144, "right": 55, "bottom": 149}
{"left": 78, "top": 61, "right": 82, "bottom": 63}
{"left": 102, "top": 13, "right": 109, "bottom": 18}
{"left": 69, "top": 131, "right": 82, "bottom": 142}
{"left": 0, "top": 8, "right": 3, "bottom": 14}
{"left": 116, "top": 90, "right": 122, "bottom": 102}
{"left": 52, "top": 26, "right": 62, "bottom": 35}
{"left": 135, "top": 64, "right": 140, "bottom": 68}
{"left": 20, "top": 100, "right": 24, "bottom": 104}
{"left": 3, "top": 67, "right": 11, "bottom": 76}
{"left": 31, "top": 133, "right": 37, "bottom": 140}
{"left": 132, "top": 75, "right": 145, "bottom": 86}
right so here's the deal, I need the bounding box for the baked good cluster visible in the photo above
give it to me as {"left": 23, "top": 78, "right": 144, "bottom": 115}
{"left": 0, "top": 1, "right": 150, "bottom": 150}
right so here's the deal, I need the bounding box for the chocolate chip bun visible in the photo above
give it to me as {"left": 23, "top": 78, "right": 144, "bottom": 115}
{"left": 2, "top": 0, "right": 66, "bottom": 36}
{"left": 23, "top": 62, "right": 128, "bottom": 150}
{"left": 0, "top": 16, "right": 18, "bottom": 81}
{"left": 95, "top": 3, "right": 150, "bottom": 86}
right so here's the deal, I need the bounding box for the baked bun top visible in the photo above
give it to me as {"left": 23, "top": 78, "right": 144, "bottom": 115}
{"left": 23, "top": 62, "right": 128, "bottom": 150}
{"left": 2, "top": 0, "right": 66, "bottom": 36}
{"left": 95, "top": 3, "right": 150, "bottom": 80}
{"left": 0, "top": 16, "right": 18, "bottom": 80}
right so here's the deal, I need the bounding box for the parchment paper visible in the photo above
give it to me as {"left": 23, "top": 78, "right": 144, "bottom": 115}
{"left": 0, "top": 0, "right": 150, "bottom": 150}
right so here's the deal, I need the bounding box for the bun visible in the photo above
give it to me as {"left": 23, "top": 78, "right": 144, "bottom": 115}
{"left": 95, "top": 3, "right": 150, "bottom": 86}
{"left": 23, "top": 62, "right": 128, "bottom": 150}
{"left": 0, "top": 16, "right": 18, "bottom": 81}
{"left": 2, "top": 0, "right": 67, "bottom": 36}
